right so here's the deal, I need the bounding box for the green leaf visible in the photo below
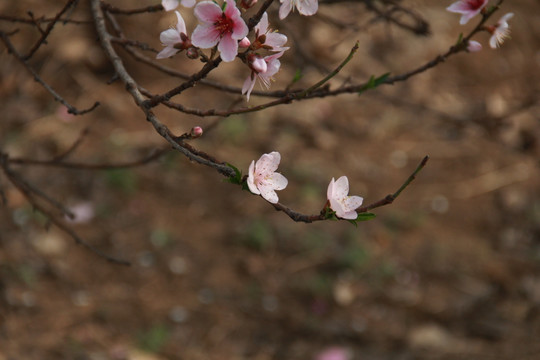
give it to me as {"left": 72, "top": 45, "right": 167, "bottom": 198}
{"left": 456, "top": 33, "right": 464, "bottom": 46}
{"left": 356, "top": 212, "right": 376, "bottom": 221}
{"left": 224, "top": 163, "right": 242, "bottom": 185}
{"left": 292, "top": 69, "right": 303, "bottom": 83}
{"left": 358, "top": 73, "right": 391, "bottom": 94}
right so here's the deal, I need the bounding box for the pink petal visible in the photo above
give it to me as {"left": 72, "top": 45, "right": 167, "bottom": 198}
{"left": 175, "top": 11, "right": 187, "bottom": 34}
{"left": 242, "top": 74, "right": 256, "bottom": 101}
{"left": 191, "top": 25, "right": 221, "bottom": 48}
{"left": 268, "top": 173, "right": 288, "bottom": 191}
{"left": 252, "top": 56, "right": 268, "bottom": 73}
{"left": 255, "top": 152, "right": 280, "bottom": 175}
{"left": 340, "top": 209, "right": 358, "bottom": 220}
{"left": 181, "top": 0, "right": 196, "bottom": 7}
{"left": 467, "top": 40, "right": 482, "bottom": 52}
{"left": 156, "top": 46, "right": 179, "bottom": 59}
{"left": 162, "top": 0, "right": 179, "bottom": 11}
{"left": 224, "top": 0, "right": 241, "bottom": 19}
{"left": 247, "top": 160, "right": 260, "bottom": 195}
{"left": 231, "top": 17, "right": 249, "bottom": 40}
{"left": 265, "top": 33, "right": 288, "bottom": 50}
{"left": 255, "top": 12, "right": 269, "bottom": 35}
{"left": 297, "top": 0, "right": 318, "bottom": 16}
{"left": 218, "top": 34, "right": 239, "bottom": 62}
{"left": 279, "top": 0, "right": 293, "bottom": 20}
{"left": 194, "top": 1, "right": 222, "bottom": 23}
{"left": 160, "top": 28, "right": 182, "bottom": 46}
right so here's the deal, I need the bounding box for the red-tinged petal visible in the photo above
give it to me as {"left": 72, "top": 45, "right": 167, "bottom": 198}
{"left": 194, "top": 1, "right": 222, "bottom": 23}
{"left": 231, "top": 17, "right": 249, "bottom": 40}
{"left": 191, "top": 25, "right": 220, "bottom": 48}
{"left": 218, "top": 34, "right": 238, "bottom": 62}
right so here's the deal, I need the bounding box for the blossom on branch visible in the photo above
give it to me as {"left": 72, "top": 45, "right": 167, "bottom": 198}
{"left": 191, "top": 0, "right": 249, "bottom": 62}
{"left": 156, "top": 11, "right": 191, "bottom": 59}
{"left": 162, "top": 0, "right": 196, "bottom": 10}
{"left": 253, "top": 12, "right": 289, "bottom": 52}
{"left": 488, "top": 13, "right": 514, "bottom": 49}
{"left": 327, "top": 176, "right": 363, "bottom": 220}
{"left": 242, "top": 51, "right": 284, "bottom": 100}
{"left": 279, "top": 0, "right": 318, "bottom": 19}
{"left": 446, "top": 0, "right": 488, "bottom": 25}
{"left": 247, "top": 152, "right": 288, "bottom": 204}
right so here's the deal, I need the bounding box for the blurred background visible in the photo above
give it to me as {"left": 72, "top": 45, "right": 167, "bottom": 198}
{"left": 1, "top": 0, "right": 539, "bottom": 359}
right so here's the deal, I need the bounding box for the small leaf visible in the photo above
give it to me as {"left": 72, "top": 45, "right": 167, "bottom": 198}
{"left": 292, "top": 69, "right": 303, "bottom": 83}
{"left": 356, "top": 212, "right": 376, "bottom": 221}
{"left": 358, "top": 73, "right": 391, "bottom": 94}
{"left": 456, "top": 33, "right": 464, "bottom": 46}
{"left": 224, "top": 163, "right": 243, "bottom": 185}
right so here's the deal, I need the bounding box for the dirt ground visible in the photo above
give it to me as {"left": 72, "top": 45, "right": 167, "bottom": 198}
{"left": 1, "top": 0, "right": 540, "bottom": 359}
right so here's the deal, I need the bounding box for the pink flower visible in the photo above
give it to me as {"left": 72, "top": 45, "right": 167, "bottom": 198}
{"left": 446, "top": 0, "right": 488, "bottom": 25}
{"left": 279, "top": 0, "right": 318, "bottom": 20}
{"left": 190, "top": 126, "right": 203, "bottom": 138}
{"left": 191, "top": 0, "right": 249, "bottom": 62}
{"left": 242, "top": 52, "right": 284, "bottom": 101}
{"left": 253, "top": 12, "right": 289, "bottom": 52}
{"left": 467, "top": 40, "right": 482, "bottom": 52}
{"left": 162, "top": 0, "right": 196, "bottom": 10}
{"left": 156, "top": 11, "right": 191, "bottom": 59}
{"left": 327, "top": 176, "right": 363, "bottom": 220}
{"left": 247, "top": 152, "right": 288, "bottom": 204}
{"left": 489, "top": 13, "right": 513, "bottom": 49}
{"left": 315, "top": 347, "right": 351, "bottom": 360}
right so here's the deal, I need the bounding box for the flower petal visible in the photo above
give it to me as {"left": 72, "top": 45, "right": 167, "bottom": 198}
{"left": 265, "top": 32, "right": 288, "bottom": 51}
{"left": 333, "top": 176, "right": 350, "bottom": 198}
{"left": 267, "top": 172, "right": 288, "bottom": 191}
{"left": 191, "top": 24, "right": 220, "bottom": 49}
{"left": 255, "top": 152, "right": 280, "bottom": 175}
{"left": 255, "top": 12, "right": 269, "bottom": 35}
{"left": 181, "top": 0, "right": 196, "bottom": 7}
{"left": 160, "top": 28, "right": 182, "bottom": 46}
{"left": 344, "top": 195, "right": 363, "bottom": 212}
{"left": 194, "top": 1, "right": 222, "bottom": 23}
{"left": 217, "top": 34, "right": 238, "bottom": 62}
{"left": 247, "top": 160, "right": 260, "bottom": 195}
{"left": 156, "top": 46, "right": 179, "bottom": 59}
{"left": 340, "top": 209, "right": 358, "bottom": 220}
{"left": 162, "top": 0, "right": 179, "bottom": 11}
{"left": 258, "top": 184, "right": 279, "bottom": 204}
{"left": 296, "top": 0, "right": 318, "bottom": 16}
{"left": 175, "top": 11, "right": 187, "bottom": 35}
{"left": 242, "top": 74, "right": 256, "bottom": 101}
{"left": 279, "top": 0, "right": 293, "bottom": 20}
{"left": 327, "top": 177, "right": 335, "bottom": 201}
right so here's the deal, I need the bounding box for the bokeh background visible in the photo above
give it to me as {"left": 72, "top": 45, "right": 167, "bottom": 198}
{"left": 1, "top": 0, "right": 540, "bottom": 359}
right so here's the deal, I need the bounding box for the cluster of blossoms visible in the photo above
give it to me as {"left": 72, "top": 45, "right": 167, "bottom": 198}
{"left": 157, "top": 0, "right": 319, "bottom": 100}
{"left": 247, "top": 152, "right": 364, "bottom": 220}
{"left": 446, "top": 0, "right": 514, "bottom": 51}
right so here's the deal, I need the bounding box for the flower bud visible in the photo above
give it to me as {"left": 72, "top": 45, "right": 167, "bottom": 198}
{"left": 466, "top": 40, "right": 482, "bottom": 52}
{"left": 239, "top": 37, "right": 251, "bottom": 48}
{"left": 186, "top": 47, "right": 199, "bottom": 59}
{"left": 240, "top": 0, "right": 258, "bottom": 10}
{"left": 190, "top": 126, "right": 203, "bottom": 138}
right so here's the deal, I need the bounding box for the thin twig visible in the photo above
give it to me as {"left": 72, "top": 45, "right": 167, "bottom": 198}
{"left": 0, "top": 31, "right": 100, "bottom": 115}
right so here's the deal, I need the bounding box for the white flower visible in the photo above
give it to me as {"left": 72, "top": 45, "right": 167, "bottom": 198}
{"left": 489, "top": 13, "right": 513, "bottom": 49}
{"left": 327, "top": 176, "right": 363, "bottom": 220}
{"left": 279, "top": 0, "right": 318, "bottom": 20}
{"left": 162, "top": 0, "right": 196, "bottom": 10}
{"left": 247, "top": 152, "right": 288, "bottom": 204}
{"left": 156, "top": 11, "right": 190, "bottom": 59}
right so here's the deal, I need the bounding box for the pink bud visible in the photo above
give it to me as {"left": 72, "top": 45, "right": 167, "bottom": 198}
{"left": 239, "top": 37, "right": 251, "bottom": 48}
{"left": 240, "top": 0, "right": 258, "bottom": 10}
{"left": 466, "top": 40, "right": 482, "bottom": 52}
{"left": 247, "top": 54, "right": 267, "bottom": 73}
{"left": 190, "top": 126, "right": 203, "bottom": 138}
{"left": 186, "top": 47, "right": 199, "bottom": 59}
